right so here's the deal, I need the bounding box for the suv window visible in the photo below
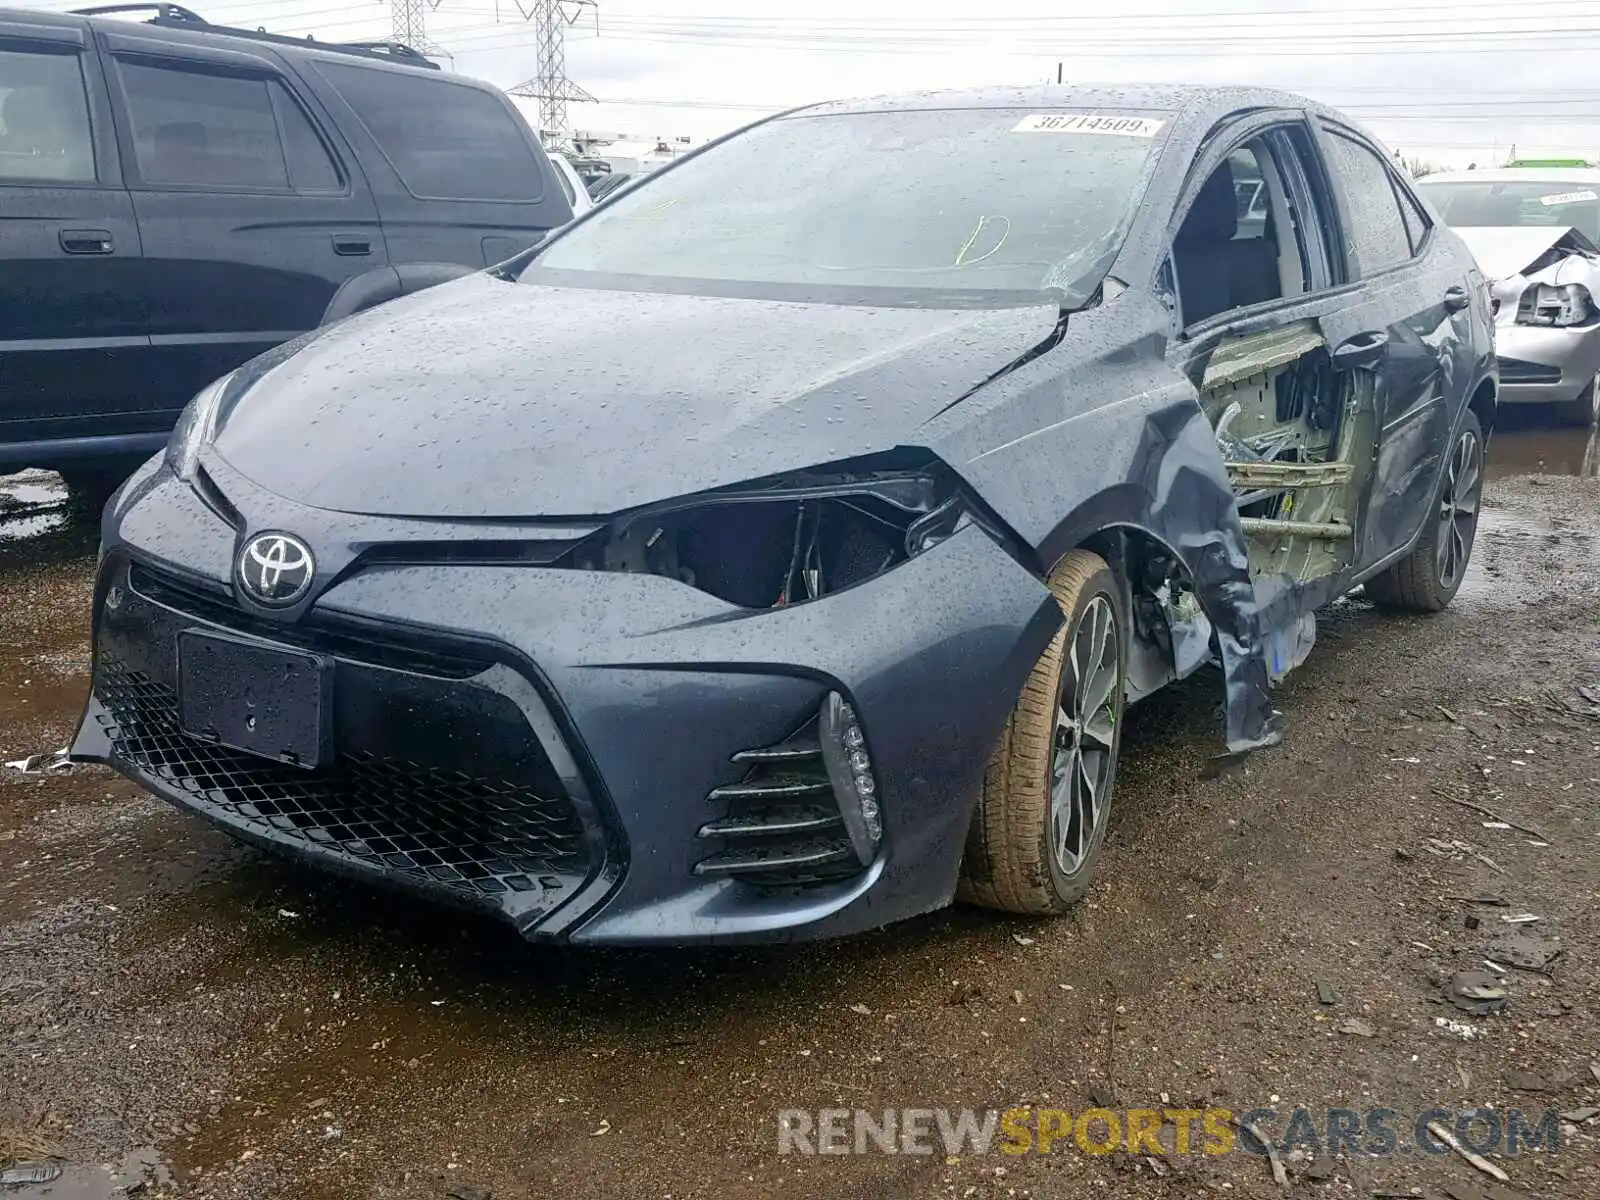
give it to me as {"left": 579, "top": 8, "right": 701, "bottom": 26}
{"left": 317, "top": 62, "right": 543, "bottom": 202}
{"left": 270, "top": 85, "right": 342, "bottom": 193}
{"left": 117, "top": 59, "right": 339, "bottom": 192}
{"left": 0, "top": 46, "right": 95, "bottom": 183}
{"left": 1321, "top": 129, "right": 1413, "bottom": 274}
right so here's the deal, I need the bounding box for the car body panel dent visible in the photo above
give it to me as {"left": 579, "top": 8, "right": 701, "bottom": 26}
{"left": 927, "top": 290, "right": 1281, "bottom": 752}
{"left": 1454, "top": 225, "right": 1600, "bottom": 407}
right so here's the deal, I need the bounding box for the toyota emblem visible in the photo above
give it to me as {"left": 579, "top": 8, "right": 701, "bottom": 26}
{"left": 237, "top": 532, "right": 316, "bottom": 607}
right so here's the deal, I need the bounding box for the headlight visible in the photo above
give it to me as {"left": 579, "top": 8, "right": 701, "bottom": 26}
{"left": 560, "top": 457, "right": 972, "bottom": 608}
{"left": 1516, "top": 283, "right": 1595, "bottom": 328}
{"left": 164, "top": 371, "right": 235, "bottom": 482}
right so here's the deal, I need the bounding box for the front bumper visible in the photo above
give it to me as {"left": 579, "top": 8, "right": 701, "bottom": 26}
{"left": 1493, "top": 323, "right": 1600, "bottom": 405}
{"left": 72, "top": 466, "right": 1059, "bottom": 944}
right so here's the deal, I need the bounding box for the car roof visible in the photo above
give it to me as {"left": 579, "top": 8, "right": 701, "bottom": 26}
{"left": 790, "top": 82, "right": 1333, "bottom": 119}
{"left": 1420, "top": 168, "right": 1600, "bottom": 185}
{"left": 0, "top": 5, "right": 445, "bottom": 74}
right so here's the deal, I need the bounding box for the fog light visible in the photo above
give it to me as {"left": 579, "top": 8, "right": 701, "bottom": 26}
{"left": 820, "top": 691, "right": 882, "bottom": 866}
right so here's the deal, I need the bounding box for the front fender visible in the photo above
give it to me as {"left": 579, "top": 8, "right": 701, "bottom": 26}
{"left": 925, "top": 293, "right": 1282, "bottom": 754}
{"left": 1009, "top": 402, "right": 1280, "bottom": 755}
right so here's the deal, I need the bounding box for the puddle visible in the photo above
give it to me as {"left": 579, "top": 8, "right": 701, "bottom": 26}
{"left": 0, "top": 471, "right": 70, "bottom": 543}
{"left": 0, "top": 1149, "right": 169, "bottom": 1199}
{"left": 1486, "top": 418, "right": 1600, "bottom": 481}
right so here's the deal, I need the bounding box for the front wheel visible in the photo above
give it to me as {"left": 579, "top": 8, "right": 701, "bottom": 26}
{"left": 1364, "top": 408, "right": 1485, "bottom": 613}
{"left": 958, "top": 549, "right": 1127, "bottom": 916}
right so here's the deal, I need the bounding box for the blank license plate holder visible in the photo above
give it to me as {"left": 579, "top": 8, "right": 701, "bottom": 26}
{"left": 176, "top": 630, "right": 332, "bottom": 770}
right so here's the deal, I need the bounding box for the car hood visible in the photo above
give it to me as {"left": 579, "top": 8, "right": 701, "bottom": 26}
{"left": 212, "top": 274, "right": 1062, "bottom": 518}
{"left": 1453, "top": 224, "right": 1600, "bottom": 282}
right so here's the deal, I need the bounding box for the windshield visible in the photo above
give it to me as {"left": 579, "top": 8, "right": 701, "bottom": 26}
{"left": 523, "top": 107, "right": 1171, "bottom": 308}
{"left": 1419, "top": 179, "right": 1600, "bottom": 241}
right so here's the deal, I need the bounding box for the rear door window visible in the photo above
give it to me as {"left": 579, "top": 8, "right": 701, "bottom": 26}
{"left": 1394, "top": 179, "right": 1432, "bottom": 255}
{"left": 270, "top": 85, "right": 342, "bottom": 193}
{"left": 316, "top": 62, "right": 543, "bottom": 202}
{"left": 0, "top": 45, "right": 96, "bottom": 182}
{"left": 1320, "top": 128, "right": 1414, "bottom": 275}
{"left": 116, "top": 59, "right": 341, "bottom": 193}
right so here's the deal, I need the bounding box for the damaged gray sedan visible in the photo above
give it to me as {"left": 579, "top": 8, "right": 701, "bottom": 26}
{"left": 73, "top": 85, "right": 1495, "bottom": 944}
{"left": 1420, "top": 169, "right": 1600, "bottom": 424}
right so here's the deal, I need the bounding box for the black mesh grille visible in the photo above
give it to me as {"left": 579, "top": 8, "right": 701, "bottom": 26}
{"left": 96, "top": 660, "right": 589, "bottom": 898}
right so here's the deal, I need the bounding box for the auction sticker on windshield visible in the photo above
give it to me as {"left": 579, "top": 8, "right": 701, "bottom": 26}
{"left": 1539, "top": 190, "right": 1598, "bottom": 206}
{"left": 1012, "top": 113, "right": 1166, "bottom": 138}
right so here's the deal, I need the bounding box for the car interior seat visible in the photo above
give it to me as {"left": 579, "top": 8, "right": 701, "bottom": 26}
{"left": 1175, "top": 159, "right": 1284, "bottom": 324}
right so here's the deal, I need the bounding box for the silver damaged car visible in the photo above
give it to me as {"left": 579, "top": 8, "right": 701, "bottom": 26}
{"left": 1420, "top": 169, "right": 1600, "bottom": 425}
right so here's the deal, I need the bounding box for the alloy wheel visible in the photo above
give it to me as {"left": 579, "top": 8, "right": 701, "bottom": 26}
{"left": 1436, "top": 425, "right": 1483, "bottom": 589}
{"left": 1050, "top": 594, "right": 1119, "bottom": 875}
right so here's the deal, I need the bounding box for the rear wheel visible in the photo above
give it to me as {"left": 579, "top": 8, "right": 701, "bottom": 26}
{"left": 958, "top": 550, "right": 1126, "bottom": 916}
{"left": 1364, "top": 408, "right": 1484, "bottom": 613}
{"left": 1550, "top": 373, "right": 1599, "bottom": 428}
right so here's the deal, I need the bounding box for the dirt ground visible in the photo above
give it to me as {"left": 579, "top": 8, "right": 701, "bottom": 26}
{"left": 2, "top": 417, "right": 1597, "bottom": 1200}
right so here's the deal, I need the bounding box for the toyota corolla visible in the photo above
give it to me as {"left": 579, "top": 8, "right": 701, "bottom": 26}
{"left": 71, "top": 85, "right": 1496, "bottom": 944}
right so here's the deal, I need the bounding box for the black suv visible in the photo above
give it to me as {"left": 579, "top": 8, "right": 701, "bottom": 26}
{"left": 0, "top": 3, "right": 573, "bottom": 493}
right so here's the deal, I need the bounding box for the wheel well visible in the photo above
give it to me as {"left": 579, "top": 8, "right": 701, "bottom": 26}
{"left": 1077, "top": 526, "right": 1185, "bottom": 602}
{"left": 1469, "top": 378, "right": 1497, "bottom": 435}
{"left": 1074, "top": 527, "right": 1199, "bottom": 696}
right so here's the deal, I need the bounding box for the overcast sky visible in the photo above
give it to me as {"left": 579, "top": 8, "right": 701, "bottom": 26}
{"left": 31, "top": 0, "right": 1600, "bottom": 166}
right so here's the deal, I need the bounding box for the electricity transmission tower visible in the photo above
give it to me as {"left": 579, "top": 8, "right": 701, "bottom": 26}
{"left": 507, "top": 1, "right": 597, "bottom": 141}
{"left": 391, "top": 0, "right": 445, "bottom": 56}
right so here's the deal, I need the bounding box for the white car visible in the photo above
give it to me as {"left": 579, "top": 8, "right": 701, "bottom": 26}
{"left": 548, "top": 151, "right": 594, "bottom": 217}
{"left": 1419, "top": 168, "right": 1600, "bottom": 425}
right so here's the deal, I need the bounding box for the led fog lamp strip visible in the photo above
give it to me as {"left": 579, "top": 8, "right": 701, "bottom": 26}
{"left": 820, "top": 691, "right": 881, "bottom": 866}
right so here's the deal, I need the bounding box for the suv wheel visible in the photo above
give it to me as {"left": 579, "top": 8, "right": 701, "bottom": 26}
{"left": 1364, "top": 408, "right": 1485, "bottom": 612}
{"left": 958, "top": 549, "right": 1126, "bottom": 916}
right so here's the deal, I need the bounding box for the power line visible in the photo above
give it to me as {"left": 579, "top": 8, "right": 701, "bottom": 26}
{"left": 565, "top": 19, "right": 1600, "bottom": 46}
{"left": 548, "top": 0, "right": 1598, "bottom": 23}
{"left": 425, "top": 3, "right": 1600, "bottom": 48}
{"left": 555, "top": 28, "right": 1600, "bottom": 57}
{"left": 582, "top": 13, "right": 1600, "bottom": 36}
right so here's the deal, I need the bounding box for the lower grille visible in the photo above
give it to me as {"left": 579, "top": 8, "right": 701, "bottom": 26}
{"left": 1497, "top": 357, "right": 1561, "bottom": 385}
{"left": 695, "top": 717, "right": 858, "bottom": 885}
{"left": 96, "top": 661, "right": 589, "bottom": 900}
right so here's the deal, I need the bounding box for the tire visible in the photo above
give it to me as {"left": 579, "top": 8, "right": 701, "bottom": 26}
{"left": 1363, "top": 407, "right": 1485, "bottom": 613}
{"left": 1550, "top": 373, "right": 1598, "bottom": 428}
{"left": 958, "top": 549, "right": 1127, "bottom": 916}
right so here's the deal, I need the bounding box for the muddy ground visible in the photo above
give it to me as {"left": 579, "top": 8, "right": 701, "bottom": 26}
{"left": 2, "top": 417, "right": 1597, "bottom": 1200}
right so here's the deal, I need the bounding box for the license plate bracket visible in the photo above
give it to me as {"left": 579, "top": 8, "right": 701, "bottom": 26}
{"left": 176, "top": 630, "right": 332, "bottom": 770}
